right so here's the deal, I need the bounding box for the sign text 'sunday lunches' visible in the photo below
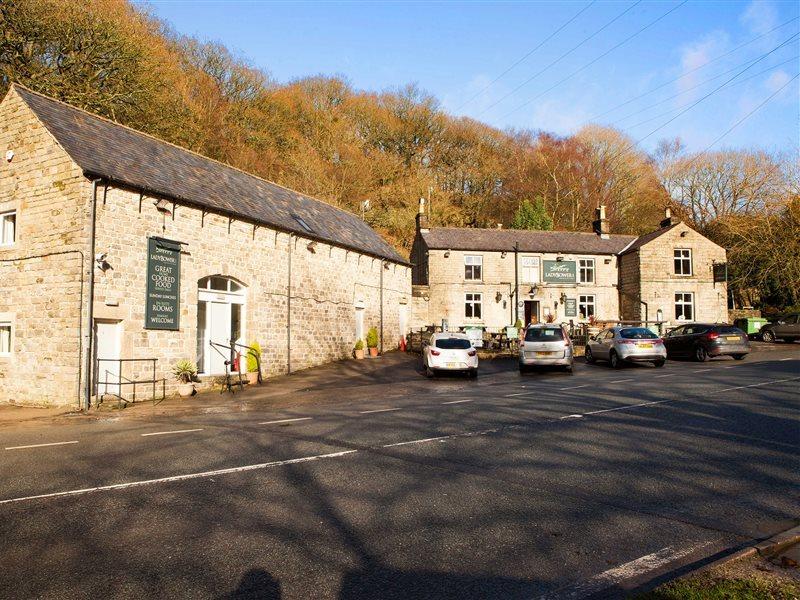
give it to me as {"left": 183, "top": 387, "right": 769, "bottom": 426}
{"left": 145, "top": 237, "right": 181, "bottom": 330}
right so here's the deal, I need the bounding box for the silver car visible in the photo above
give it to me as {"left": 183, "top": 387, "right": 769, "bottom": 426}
{"left": 585, "top": 326, "right": 666, "bottom": 368}
{"left": 519, "top": 324, "right": 574, "bottom": 373}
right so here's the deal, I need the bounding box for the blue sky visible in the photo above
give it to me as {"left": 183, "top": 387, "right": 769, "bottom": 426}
{"left": 142, "top": 0, "right": 799, "bottom": 154}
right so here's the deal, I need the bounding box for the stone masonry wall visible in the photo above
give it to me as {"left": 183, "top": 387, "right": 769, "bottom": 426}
{"left": 637, "top": 222, "right": 728, "bottom": 325}
{"left": 92, "top": 184, "right": 411, "bottom": 397}
{"left": 0, "top": 88, "right": 89, "bottom": 406}
{"left": 423, "top": 248, "right": 620, "bottom": 330}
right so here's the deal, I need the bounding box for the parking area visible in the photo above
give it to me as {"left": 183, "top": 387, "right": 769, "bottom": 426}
{"left": 0, "top": 347, "right": 798, "bottom": 598}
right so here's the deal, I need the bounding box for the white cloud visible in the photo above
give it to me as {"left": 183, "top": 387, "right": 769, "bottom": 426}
{"left": 676, "top": 31, "right": 730, "bottom": 99}
{"left": 526, "top": 98, "right": 591, "bottom": 135}
{"left": 740, "top": 0, "right": 779, "bottom": 36}
{"left": 764, "top": 69, "right": 791, "bottom": 93}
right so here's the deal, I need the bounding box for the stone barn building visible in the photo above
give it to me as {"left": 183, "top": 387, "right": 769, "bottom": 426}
{"left": 0, "top": 85, "right": 411, "bottom": 407}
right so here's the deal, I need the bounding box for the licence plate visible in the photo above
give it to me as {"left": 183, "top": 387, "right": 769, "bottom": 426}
{"left": 535, "top": 351, "right": 555, "bottom": 357}
{"left": 446, "top": 362, "right": 460, "bottom": 368}
{"left": 726, "top": 336, "right": 740, "bottom": 341}
{"left": 639, "top": 343, "right": 653, "bottom": 349}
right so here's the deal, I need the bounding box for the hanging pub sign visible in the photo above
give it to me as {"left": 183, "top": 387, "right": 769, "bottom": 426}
{"left": 713, "top": 262, "right": 728, "bottom": 284}
{"left": 564, "top": 298, "right": 578, "bottom": 317}
{"left": 145, "top": 237, "right": 182, "bottom": 330}
{"left": 542, "top": 260, "right": 577, "bottom": 284}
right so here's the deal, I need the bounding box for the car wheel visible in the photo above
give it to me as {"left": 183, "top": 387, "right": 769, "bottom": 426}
{"left": 585, "top": 346, "right": 595, "bottom": 363}
{"left": 762, "top": 330, "right": 775, "bottom": 343}
{"left": 469, "top": 369, "right": 478, "bottom": 379}
{"left": 519, "top": 364, "right": 527, "bottom": 375}
{"left": 425, "top": 364, "right": 435, "bottom": 378}
{"left": 694, "top": 345, "right": 708, "bottom": 362}
{"left": 653, "top": 359, "right": 665, "bottom": 368}
{"left": 732, "top": 354, "right": 746, "bottom": 360}
{"left": 609, "top": 351, "right": 622, "bottom": 369}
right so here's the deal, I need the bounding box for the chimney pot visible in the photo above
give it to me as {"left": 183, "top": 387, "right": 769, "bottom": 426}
{"left": 593, "top": 204, "right": 610, "bottom": 239}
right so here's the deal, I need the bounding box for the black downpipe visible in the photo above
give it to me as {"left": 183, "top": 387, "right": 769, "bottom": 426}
{"left": 640, "top": 299, "right": 649, "bottom": 327}
{"left": 287, "top": 234, "right": 293, "bottom": 374}
{"left": 513, "top": 242, "right": 519, "bottom": 325}
{"left": 83, "top": 179, "right": 102, "bottom": 411}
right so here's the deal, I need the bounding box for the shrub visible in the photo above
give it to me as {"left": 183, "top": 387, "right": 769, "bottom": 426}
{"left": 514, "top": 319, "right": 523, "bottom": 329}
{"left": 366, "top": 327, "right": 379, "bottom": 348}
{"left": 246, "top": 341, "right": 261, "bottom": 373}
{"left": 173, "top": 359, "right": 197, "bottom": 383}
{"left": 354, "top": 339, "right": 364, "bottom": 351}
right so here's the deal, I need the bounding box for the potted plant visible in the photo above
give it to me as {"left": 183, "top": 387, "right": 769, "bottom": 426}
{"left": 587, "top": 314, "right": 601, "bottom": 337}
{"left": 246, "top": 342, "right": 261, "bottom": 385}
{"left": 366, "top": 327, "right": 379, "bottom": 357}
{"left": 545, "top": 312, "right": 557, "bottom": 323}
{"left": 354, "top": 339, "right": 365, "bottom": 360}
{"left": 173, "top": 359, "right": 197, "bottom": 397}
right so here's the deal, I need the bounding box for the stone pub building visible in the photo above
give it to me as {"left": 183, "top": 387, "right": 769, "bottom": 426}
{"left": 0, "top": 85, "right": 411, "bottom": 407}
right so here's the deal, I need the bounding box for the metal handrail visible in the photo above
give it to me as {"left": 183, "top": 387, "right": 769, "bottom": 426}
{"left": 95, "top": 357, "right": 166, "bottom": 408}
{"left": 230, "top": 341, "right": 263, "bottom": 384}
{"left": 209, "top": 340, "right": 245, "bottom": 394}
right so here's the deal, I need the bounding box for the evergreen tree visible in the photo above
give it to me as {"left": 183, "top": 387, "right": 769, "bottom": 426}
{"left": 510, "top": 198, "right": 553, "bottom": 230}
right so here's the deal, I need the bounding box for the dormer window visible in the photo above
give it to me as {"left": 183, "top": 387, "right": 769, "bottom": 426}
{"left": 292, "top": 214, "right": 314, "bottom": 234}
{"left": 0, "top": 211, "right": 15, "bottom": 246}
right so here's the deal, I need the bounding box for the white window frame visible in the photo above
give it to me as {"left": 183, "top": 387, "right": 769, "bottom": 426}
{"left": 674, "top": 292, "right": 694, "bottom": 321}
{"left": 674, "top": 248, "right": 692, "bottom": 276}
{"left": 0, "top": 211, "right": 16, "bottom": 247}
{"left": 521, "top": 256, "right": 540, "bottom": 284}
{"left": 578, "top": 294, "right": 596, "bottom": 320}
{"left": 578, "top": 258, "right": 595, "bottom": 284}
{"left": 465, "top": 292, "right": 482, "bottom": 320}
{"left": 0, "top": 321, "right": 12, "bottom": 356}
{"left": 464, "top": 255, "right": 482, "bottom": 281}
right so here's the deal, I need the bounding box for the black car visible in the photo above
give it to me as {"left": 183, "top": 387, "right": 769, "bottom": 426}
{"left": 663, "top": 323, "right": 750, "bottom": 362}
{"left": 760, "top": 314, "right": 800, "bottom": 343}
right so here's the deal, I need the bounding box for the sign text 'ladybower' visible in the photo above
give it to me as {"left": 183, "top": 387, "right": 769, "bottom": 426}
{"left": 542, "top": 260, "right": 577, "bottom": 284}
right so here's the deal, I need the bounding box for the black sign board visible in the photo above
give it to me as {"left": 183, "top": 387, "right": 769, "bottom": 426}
{"left": 713, "top": 263, "right": 728, "bottom": 284}
{"left": 145, "top": 237, "right": 181, "bottom": 330}
{"left": 564, "top": 298, "right": 577, "bottom": 317}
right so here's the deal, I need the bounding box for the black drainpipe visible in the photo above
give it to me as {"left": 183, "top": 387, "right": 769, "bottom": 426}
{"left": 380, "top": 261, "right": 384, "bottom": 353}
{"left": 287, "top": 233, "right": 293, "bottom": 374}
{"left": 513, "top": 242, "right": 519, "bottom": 325}
{"left": 83, "top": 179, "right": 102, "bottom": 411}
{"left": 640, "top": 298, "right": 649, "bottom": 327}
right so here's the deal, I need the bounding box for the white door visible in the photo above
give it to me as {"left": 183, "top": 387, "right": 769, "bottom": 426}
{"left": 207, "top": 301, "right": 231, "bottom": 375}
{"left": 355, "top": 307, "right": 365, "bottom": 345}
{"left": 95, "top": 320, "right": 121, "bottom": 397}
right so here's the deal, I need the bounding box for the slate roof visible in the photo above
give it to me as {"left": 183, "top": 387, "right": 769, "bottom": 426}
{"left": 421, "top": 227, "right": 637, "bottom": 255}
{"left": 12, "top": 85, "right": 406, "bottom": 264}
{"left": 618, "top": 222, "right": 681, "bottom": 255}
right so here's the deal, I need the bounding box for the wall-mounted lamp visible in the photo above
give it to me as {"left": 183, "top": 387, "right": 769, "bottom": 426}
{"left": 556, "top": 255, "right": 564, "bottom": 262}
{"left": 444, "top": 250, "right": 451, "bottom": 258}
{"left": 153, "top": 199, "right": 172, "bottom": 216}
{"left": 383, "top": 262, "right": 390, "bottom": 270}
{"left": 656, "top": 308, "right": 664, "bottom": 322}
{"left": 559, "top": 292, "right": 567, "bottom": 304}
{"left": 529, "top": 285, "right": 538, "bottom": 297}
{"left": 501, "top": 251, "right": 507, "bottom": 259}
{"left": 604, "top": 258, "right": 611, "bottom": 264}
{"left": 495, "top": 292, "right": 502, "bottom": 303}
{"left": 95, "top": 252, "right": 111, "bottom": 272}
{"left": 306, "top": 241, "right": 317, "bottom": 253}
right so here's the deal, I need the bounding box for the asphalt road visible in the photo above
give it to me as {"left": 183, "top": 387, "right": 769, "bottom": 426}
{"left": 0, "top": 348, "right": 798, "bottom": 599}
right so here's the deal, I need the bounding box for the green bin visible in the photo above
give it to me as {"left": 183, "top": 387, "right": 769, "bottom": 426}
{"left": 733, "top": 317, "right": 768, "bottom": 335}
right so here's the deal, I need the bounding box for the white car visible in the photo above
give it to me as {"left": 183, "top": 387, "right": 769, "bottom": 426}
{"left": 423, "top": 333, "right": 479, "bottom": 378}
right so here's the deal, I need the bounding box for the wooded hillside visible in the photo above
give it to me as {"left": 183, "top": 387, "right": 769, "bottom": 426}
{"left": 1, "top": 0, "right": 797, "bottom": 310}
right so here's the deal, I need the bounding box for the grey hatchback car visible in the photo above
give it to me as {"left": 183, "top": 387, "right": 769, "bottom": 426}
{"left": 519, "top": 324, "right": 574, "bottom": 373}
{"left": 585, "top": 326, "right": 667, "bottom": 368}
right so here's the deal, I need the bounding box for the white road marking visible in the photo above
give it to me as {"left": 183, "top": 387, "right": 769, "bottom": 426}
{"left": 5, "top": 440, "right": 79, "bottom": 451}
{"left": 654, "top": 374, "right": 672, "bottom": 378}
{"left": 693, "top": 369, "right": 712, "bottom": 373}
{"left": 383, "top": 436, "right": 450, "bottom": 448}
{"left": 559, "top": 384, "right": 589, "bottom": 391}
{"left": 442, "top": 399, "right": 473, "bottom": 405}
{"left": 540, "top": 540, "right": 716, "bottom": 600}
{"left": 560, "top": 414, "right": 583, "bottom": 420}
{"left": 0, "top": 450, "right": 358, "bottom": 506}
{"left": 715, "top": 377, "right": 800, "bottom": 394}
{"left": 140, "top": 428, "right": 204, "bottom": 437}
{"left": 609, "top": 379, "right": 633, "bottom": 384}
{"left": 258, "top": 417, "right": 313, "bottom": 425}
{"left": 359, "top": 407, "right": 401, "bottom": 414}
{"left": 780, "top": 357, "right": 794, "bottom": 361}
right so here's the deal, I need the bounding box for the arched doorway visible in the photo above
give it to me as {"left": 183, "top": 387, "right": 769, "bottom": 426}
{"left": 196, "top": 276, "right": 246, "bottom": 375}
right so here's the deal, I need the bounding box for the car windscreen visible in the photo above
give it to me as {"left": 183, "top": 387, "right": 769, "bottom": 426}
{"left": 619, "top": 328, "right": 659, "bottom": 339}
{"left": 525, "top": 327, "right": 564, "bottom": 341}
{"left": 435, "top": 338, "right": 472, "bottom": 350}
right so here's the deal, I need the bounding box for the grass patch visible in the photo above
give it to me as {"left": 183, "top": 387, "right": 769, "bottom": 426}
{"left": 636, "top": 574, "right": 799, "bottom": 599}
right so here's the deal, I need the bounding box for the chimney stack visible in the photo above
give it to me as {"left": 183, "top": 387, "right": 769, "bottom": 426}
{"left": 660, "top": 205, "right": 679, "bottom": 228}
{"left": 416, "top": 197, "right": 429, "bottom": 232}
{"left": 592, "top": 205, "right": 610, "bottom": 239}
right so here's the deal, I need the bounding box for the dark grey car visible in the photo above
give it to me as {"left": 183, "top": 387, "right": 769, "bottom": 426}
{"left": 760, "top": 314, "right": 800, "bottom": 343}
